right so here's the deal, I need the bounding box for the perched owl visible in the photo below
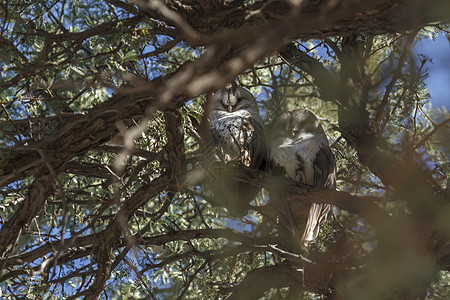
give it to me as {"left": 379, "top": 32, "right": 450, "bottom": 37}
{"left": 207, "top": 85, "right": 268, "bottom": 217}
{"left": 269, "top": 109, "right": 336, "bottom": 249}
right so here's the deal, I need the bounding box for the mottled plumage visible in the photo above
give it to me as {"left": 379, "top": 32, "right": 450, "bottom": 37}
{"left": 208, "top": 86, "right": 268, "bottom": 216}
{"left": 269, "top": 109, "right": 335, "bottom": 249}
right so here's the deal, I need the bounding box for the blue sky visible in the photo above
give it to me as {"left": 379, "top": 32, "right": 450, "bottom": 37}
{"left": 415, "top": 34, "right": 450, "bottom": 109}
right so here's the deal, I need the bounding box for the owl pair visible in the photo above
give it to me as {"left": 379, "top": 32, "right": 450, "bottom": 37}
{"left": 208, "top": 85, "right": 335, "bottom": 248}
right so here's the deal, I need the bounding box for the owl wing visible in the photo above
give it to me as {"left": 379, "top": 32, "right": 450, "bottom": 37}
{"left": 247, "top": 116, "right": 269, "bottom": 171}
{"left": 313, "top": 145, "right": 336, "bottom": 189}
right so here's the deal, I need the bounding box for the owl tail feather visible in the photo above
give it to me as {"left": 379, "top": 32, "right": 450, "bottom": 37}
{"left": 301, "top": 203, "right": 331, "bottom": 250}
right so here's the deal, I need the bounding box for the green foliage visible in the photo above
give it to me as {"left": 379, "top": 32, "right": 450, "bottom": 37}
{"left": 0, "top": 1, "right": 449, "bottom": 299}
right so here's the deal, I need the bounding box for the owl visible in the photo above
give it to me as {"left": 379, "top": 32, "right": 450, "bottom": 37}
{"left": 269, "top": 109, "right": 336, "bottom": 249}
{"left": 207, "top": 85, "right": 268, "bottom": 217}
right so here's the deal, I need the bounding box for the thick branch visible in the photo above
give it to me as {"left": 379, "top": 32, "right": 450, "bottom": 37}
{"left": 164, "top": 108, "right": 185, "bottom": 179}
{"left": 0, "top": 175, "right": 53, "bottom": 257}
{"left": 156, "top": 0, "right": 448, "bottom": 41}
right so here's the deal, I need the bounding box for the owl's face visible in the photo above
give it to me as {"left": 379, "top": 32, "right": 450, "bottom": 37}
{"left": 211, "top": 86, "right": 259, "bottom": 114}
{"left": 271, "top": 109, "right": 325, "bottom": 139}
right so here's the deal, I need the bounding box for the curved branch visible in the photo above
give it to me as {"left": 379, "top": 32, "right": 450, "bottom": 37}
{"left": 153, "top": 0, "right": 448, "bottom": 42}
{"left": 0, "top": 175, "right": 53, "bottom": 257}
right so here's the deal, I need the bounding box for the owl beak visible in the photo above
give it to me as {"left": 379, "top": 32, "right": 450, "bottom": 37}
{"left": 227, "top": 105, "right": 233, "bottom": 112}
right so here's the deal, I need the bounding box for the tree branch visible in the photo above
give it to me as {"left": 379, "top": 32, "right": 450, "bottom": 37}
{"left": 225, "top": 264, "right": 301, "bottom": 300}
{"left": 0, "top": 175, "right": 53, "bottom": 257}
{"left": 279, "top": 42, "right": 339, "bottom": 103}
